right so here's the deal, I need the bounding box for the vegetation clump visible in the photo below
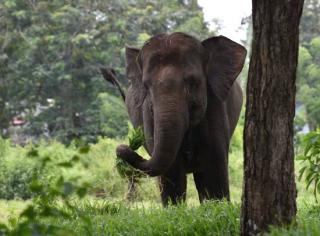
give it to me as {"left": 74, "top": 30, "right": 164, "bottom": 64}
{"left": 115, "top": 127, "right": 146, "bottom": 180}
{"left": 298, "top": 129, "right": 320, "bottom": 202}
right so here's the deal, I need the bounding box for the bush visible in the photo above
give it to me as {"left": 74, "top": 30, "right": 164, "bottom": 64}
{"left": 297, "top": 129, "right": 320, "bottom": 202}
{"left": 0, "top": 137, "right": 157, "bottom": 201}
{"left": 0, "top": 144, "right": 93, "bottom": 236}
{"left": 0, "top": 138, "right": 35, "bottom": 199}
{"left": 0, "top": 160, "right": 34, "bottom": 200}
{"left": 0, "top": 139, "right": 80, "bottom": 200}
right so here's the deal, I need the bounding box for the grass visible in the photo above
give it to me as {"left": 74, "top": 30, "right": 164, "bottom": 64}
{"left": 0, "top": 135, "right": 319, "bottom": 235}
{"left": 52, "top": 200, "right": 241, "bottom": 236}
{"left": 269, "top": 204, "right": 320, "bottom": 236}
{"left": 1, "top": 199, "right": 318, "bottom": 235}
{"left": 0, "top": 200, "right": 31, "bottom": 225}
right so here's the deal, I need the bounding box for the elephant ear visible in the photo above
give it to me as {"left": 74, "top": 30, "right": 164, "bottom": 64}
{"left": 202, "top": 36, "right": 247, "bottom": 101}
{"left": 125, "top": 46, "right": 146, "bottom": 106}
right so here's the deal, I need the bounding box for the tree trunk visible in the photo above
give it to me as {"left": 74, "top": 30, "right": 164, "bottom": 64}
{"left": 241, "top": 1, "right": 304, "bottom": 235}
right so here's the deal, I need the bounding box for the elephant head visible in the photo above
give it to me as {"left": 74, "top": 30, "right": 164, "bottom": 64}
{"left": 117, "top": 33, "right": 246, "bottom": 177}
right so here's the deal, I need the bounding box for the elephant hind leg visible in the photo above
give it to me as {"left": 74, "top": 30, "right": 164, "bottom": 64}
{"left": 158, "top": 160, "right": 187, "bottom": 206}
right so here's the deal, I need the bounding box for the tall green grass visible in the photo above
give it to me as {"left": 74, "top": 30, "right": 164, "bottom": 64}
{"left": 0, "top": 132, "right": 319, "bottom": 235}
{"left": 45, "top": 200, "right": 241, "bottom": 236}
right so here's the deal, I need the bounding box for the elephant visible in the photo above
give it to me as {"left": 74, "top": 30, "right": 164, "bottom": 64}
{"left": 102, "top": 32, "right": 246, "bottom": 206}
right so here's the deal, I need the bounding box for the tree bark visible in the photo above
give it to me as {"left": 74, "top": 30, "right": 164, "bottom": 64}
{"left": 241, "top": 1, "right": 304, "bottom": 235}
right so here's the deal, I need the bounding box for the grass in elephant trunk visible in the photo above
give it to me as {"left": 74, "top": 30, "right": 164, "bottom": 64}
{"left": 115, "top": 126, "right": 147, "bottom": 201}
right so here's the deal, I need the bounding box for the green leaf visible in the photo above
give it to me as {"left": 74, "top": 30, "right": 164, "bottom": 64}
{"left": 317, "top": 180, "right": 320, "bottom": 192}
{"left": 298, "top": 129, "right": 320, "bottom": 201}
{"left": 306, "top": 173, "right": 316, "bottom": 190}
{"left": 298, "top": 166, "right": 307, "bottom": 181}
{"left": 296, "top": 154, "right": 307, "bottom": 161}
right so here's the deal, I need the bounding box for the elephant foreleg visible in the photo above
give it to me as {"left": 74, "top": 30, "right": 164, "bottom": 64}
{"left": 158, "top": 158, "right": 187, "bottom": 206}
{"left": 193, "top": 147, "right": 230, "bottom": 202}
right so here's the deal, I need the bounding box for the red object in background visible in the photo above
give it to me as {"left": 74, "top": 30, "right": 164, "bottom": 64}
{"left": 12, "top": 117, "right": 25, "bottom": 126}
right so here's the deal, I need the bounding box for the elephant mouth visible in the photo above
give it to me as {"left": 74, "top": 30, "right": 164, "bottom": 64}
{"left": 180, "top": 129, "right": 201, "bottom": 173}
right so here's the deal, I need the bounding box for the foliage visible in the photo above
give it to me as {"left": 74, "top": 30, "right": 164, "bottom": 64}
{"left": 0, "top": 158, "right": 34, "bottom": 200}
{"left": 0, "top": 143, "right": 91, "bottom": 235}
{"left": 0, "top": 200, "right": 241, "bottom": 236}
{"left": 1, "top": 200, "right": 320, "bottom": 236}
{"left": 0, "top": 138, "right": 127, "bottom": 200}
{"left": 268, "top": 204, "right": 320, "bottom": 236}
{"left": 297, "top": 129, "right": 320, "bottom": 202}
{"left": 57, "top": 200, "right": 241, "bottom": 236}
{"left": 295, "top": 0, "right": 320, "bottom": 131}
{"left": 0, "top": 130, "right": 318, "bottom": 235}
{"left": 300, "top": 0, "right": 320, "bottom": 43}
{"left": 0, "top": 0, "right": 213, "bottom": 143}
{"left": 0, "top": 138, "right": 34, "bottom": 199}
{"left": 0, "top": 124, "right": 315, "bottom": 203}
{"left": 115, "top": 126, "right": 146, "bottom": 180}
{"left": 297, "top": 40, "right": 320, "bottom": 130}
{"left": 0, "top": 138, "right": 81, "bottom": 200}
{"left": 128, "top": 126, "right": 146, "bottom": 151}
{"left": 242, "top": 0, "right": 320, "bottom": 132}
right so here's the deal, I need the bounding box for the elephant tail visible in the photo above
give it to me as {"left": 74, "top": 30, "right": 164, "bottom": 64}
{"left": 100, "top": 67, "right": 126, "bottom": 101}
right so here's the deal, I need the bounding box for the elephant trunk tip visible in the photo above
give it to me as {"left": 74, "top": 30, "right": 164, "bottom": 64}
{"left": 116, "top": 144, "right": 134, "bottom": 158}
{"left": 116, "top": 144, "right": 144, "bottom": 167}
{"left": 116, "top": 144, "right": 169, "bottom": 177}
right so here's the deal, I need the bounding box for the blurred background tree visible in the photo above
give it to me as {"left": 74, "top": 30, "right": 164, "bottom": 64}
{"left": 240, "top": 0, "right": 320, "bottom": 135}
{"left": 296, "top": 0, "right": 320, "bottom": 131}
{"left": 0, "top": 0, "right": 214, "bottom": 144}
{"left": 1, "top": 0, "right": 319, "bottom": 144}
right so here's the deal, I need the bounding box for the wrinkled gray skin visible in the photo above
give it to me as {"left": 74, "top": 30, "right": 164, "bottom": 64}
{"left": 116, "top": 33, "right": 246, "bottom": 205}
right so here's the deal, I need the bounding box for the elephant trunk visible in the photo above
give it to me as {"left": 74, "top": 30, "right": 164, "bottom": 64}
{"left": 117, "top": 96, "right": 188, "bottom": 177}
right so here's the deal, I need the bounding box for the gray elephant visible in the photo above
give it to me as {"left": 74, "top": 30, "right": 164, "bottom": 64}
{"left": 102, "top": 32, "right": 246, "bottom": 205}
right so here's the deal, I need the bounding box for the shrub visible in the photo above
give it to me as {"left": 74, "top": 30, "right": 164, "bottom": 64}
{"left": 0, "top": 160, "right": 34, "bottom": 200}
{"left": 297, "top": 129, "right": 320, "bottom": 202}
{"left": 0, "top": 140, "right": 80, "bottom": 200}
{"left": 0, "top": 144, "right": 92, "bottom": 236}
{"left": 0, "top": 138, "right": 35, "bottom": 199}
